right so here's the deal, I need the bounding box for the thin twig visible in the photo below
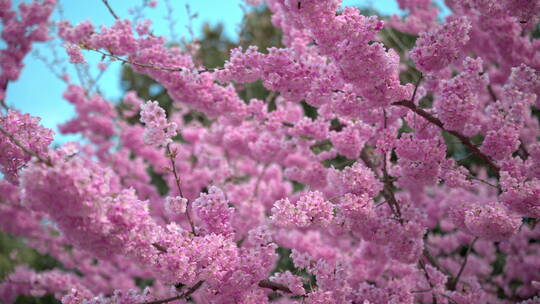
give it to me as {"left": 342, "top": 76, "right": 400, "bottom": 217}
{"left": 0, "top": 126, "right": 53, "bottom": 167}
{"left": 0, "top": 81, "right": 9, "bottom": 111}
{"left": 411, "top": 288, "right": 433, "bottom": 293}
{"left": 418, "top": 259, "right": 438, "bottom": 304}
{"left": 441, "top": 294, "right": 459, "bottom": 304}
{"left": 0, "top": 98, "right": 8, "bottom": 111}
{"left": 380, "top": 109, "right": 403, "bottom": 223}
{"left": 141, "top": 280, "right": 292, "bottom": 304}
{"left": 92, "top": 49, "right": 187, "bottom": 72}
{"left": 393, "top": 99, "right": 500, "bottom": 174}
{"left": 359, "top": 145, "right": 381, "bottom": 178}
{"left": 423, "top": 248, "right": 452, "bottom": 277}
{"left": 258, "top": 279, "right": 292, "bottom": 293}
{"left": 410, "top": 73, "right": 423, "bottom": 103}
{"left": 384, "top": 28, "right": 408, "bottom": 54}
{"left": 381, "top": 155, "right": 403, "bottom": 223}
{"left": 143, "top": 281, "right": 204, "bottom": 304}
{"left": 90, "top": 48, "right": 222, "bottom": 74}
{"left": 166, "top": 144, "right": 197, "bottom": 236}
{"left": 487, "top": 84, "right": 498, "bottom": 103}
{"left": 447, "top": 237, "right": 478, "bottom": 290}
{"left": 87, "top": 64, "right": 108, "bottom": 94}
{"left": 253, "top": 163, "right": 269, "bottom": 197}
{"left": 164, "top": 0, "right": 179, "bottom": 42}
{"left": 467, "top": 175, "right": 499, "bottom": 190}
{"left": 5, "top": 279, "right": 32, "bottom": 285}
{"left": 101, "top": 0, "right": 119, "bottom": 20}
{"left": 393, "top": 74, "right": 500, "bottom": 173}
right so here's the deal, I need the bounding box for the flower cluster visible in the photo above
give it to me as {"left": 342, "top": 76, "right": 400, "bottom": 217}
{"left": 139, "top": 100, "right": 177, "bottom": 147}
{"left": 0, "top": 0, "right": 56, "bottom": 100}
{"left": 0, "top": 110, "right": 53, "bottom": 183}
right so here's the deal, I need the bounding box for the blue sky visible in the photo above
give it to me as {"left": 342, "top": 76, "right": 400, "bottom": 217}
{"left": 5, "top": 0, "right": 448, "bottom": 143}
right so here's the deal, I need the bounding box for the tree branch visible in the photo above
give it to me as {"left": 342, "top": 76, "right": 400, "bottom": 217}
{"left": 0, "top": 125, "right": 53, "bottom": 167}
{"left": 447, "top": 237, "right": 478, "bottom": 290}
{"left": 101, "top": 0, "right": 119, "bottom": 20}
{"left": 89, "top": 48, "right": 223, "bottom": 74}
{"left": 138, "top": 274, "right": 291, "bottom": 304}
{"left": 410, "top": 73, "right": 423, "bottom": 104}
{"left": 253, "top": 163, "right": 269, "bottom": 197}
{"left": 151, "top": 244, "right": 294, "bottom": 298}
{"left": 0, "top": 81, "right": 9, "bottom": 111}
{"left": 380, "top": 109, "right": 403, "bottom": 223}
{"left": 91, "top": 49, "right": 188, "bottom": 72}
{"left": 423, "top": 248, "right": 452, "bottom": 277}
{"left": 166, "top": 144, "right": 197, "bottom": 236}
{"left": 487, "top": 84, "right": 498, "bottom": 103}
{"left": 143, "top": 280, "right": 204, "bottom": 304}
{"left": 381, "top": 154, "right": 403, "bottom": 223}
{"left": 258, "top": 279, "right": 292, "bottom": 293}
{"left": 393, "top": 99, "right": 500, "bottom": 174}
{"left": 418, "top": 259, "right": 438, "bottom": 304}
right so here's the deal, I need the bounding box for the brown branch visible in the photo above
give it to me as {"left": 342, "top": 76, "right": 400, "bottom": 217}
{"left": 487, "top": 84, "right": 498, "bottom": 103}
{"left": 334, "top": 76, "right": 499, "bottom": 174}
{"left": 393, "top": 99, "right": 500, "bottom": 174}
{"left": 101, "top": 0, "right": 119, "bottom": 20}
{"left": 423, "top": 248, "right": 452, "bottom": 277}
{"left": 466, "top": 174, "right": 499, "bottom": 190}
{"left": 0, "top": 98, "right": 8, "bottom": 111}
{"left": 143, "top": 280, "right": 204, "bottom": 304}
{"left": 253, "top": 163, "right": 269, "bottom": 197}
{"left": 151, "top": 244, "right": 294, "bottom": 297}
{"left": 360, "top": 144, "right": 403, "bottom": 223}
{"left": 258, "top": 279, "right": 292, "bottom": 293}
{"left": 381, "top": 156, "right": 403, "bottom": 223}
{"left": 410, "top": 73, "right": 423, "bottom": 103}
{"left": 92, "top": 49, "right": 187, "bottom": 72}
{"left": 360, "top": 145, "right": 381, "bottom": 178}
{"left": 0, "top": 81, "right": 9, "bottom": 111}
{"left": 418, "top": 259, "right": 438, "bottom": 304}
{"left": 0, "top": 126, "right": 53, "bottom": 167}
{"left": 91, "top": 48, "right": 223, "bottom": 74}
{"left": 166, "top": 144, "right": 197, "bottom": 236}
{"left": 380, "top": 109, "right": 403, "bottom": 223}
{"left": 447, "top": 237, "right": 478, "bottom": 290}
{"left": 441, "top": 294, "right": 459, "bottom": 304}
{"left": 518, "top": 142, "right": 529, "bottom": 159}
{"left": 152, "top": 243, "right": 167, "bottom": 253}
{"left": 140, "top": 280, "right": 291, "bottom": 304}
{"left": 411, "top": 288, "right": 433, "bottom": 293}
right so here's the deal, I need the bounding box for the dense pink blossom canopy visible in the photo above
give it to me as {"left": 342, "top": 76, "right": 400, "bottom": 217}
{"left": 0, "top": 0, "right": 540, "bottom": 303}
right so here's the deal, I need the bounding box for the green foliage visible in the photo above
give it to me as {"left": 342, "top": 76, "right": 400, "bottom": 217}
{"left": 272, "top": 247, "right": 296, "bottom": 274}
{"left": 120, "top": 7, "right": 283, "bottom": 115}
{"left": 271, "top": 247, "right": 317, "bottom": 296}
{"left": 196, "top": 23, "right": 235, "bottom": 69}
{"left": 239, "top": 7, "right": 284, "bottom": 53}
{"left": 0, "top": 232, "right": 61, "bottom": 280}
{"left": 135, "top": 277, "right": 155, "bottom": 289}
{"left": 147, "top": 165, "right": 169, "bottom": 196}
{"left": 324, "top": 155, "right": 357, "bottom": 170}
{"left": 15, "top": 294, "right": 60, "bottom": 304}
{"left": 491, "top": 250, "right": 507, "bottom": 276}
{"left": 0, "top": 232, "right": 62, "bottom": 304}
{"left": 531, "top": 21, "right": 540, "bottom": 39}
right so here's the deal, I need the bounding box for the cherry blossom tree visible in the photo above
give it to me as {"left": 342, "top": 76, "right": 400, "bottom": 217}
{"left": 1, "top": 0, "right": 540, "bottom": 303}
